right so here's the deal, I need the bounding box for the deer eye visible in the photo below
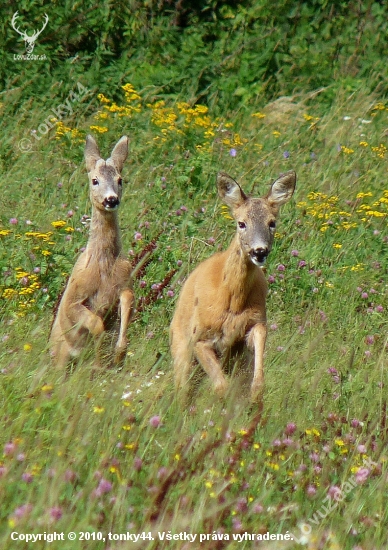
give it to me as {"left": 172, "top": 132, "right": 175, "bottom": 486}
{"left": 118, "top": 178, "right": 122, "bottom": 186}
{"left": 238, "top": 221, "right": 246, "bottom": 229}
{"left": 92, "top": 178, "right": 99, "bottom": 186}
{"left": 269, "top": 220, "right": 276, "bottom": 231}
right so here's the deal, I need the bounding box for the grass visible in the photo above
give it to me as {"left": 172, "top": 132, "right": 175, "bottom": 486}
{"left": 0, "top": 83, "right": 387, "bottom": 549}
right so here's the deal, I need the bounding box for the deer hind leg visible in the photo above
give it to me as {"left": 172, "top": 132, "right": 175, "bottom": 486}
{"left": 194, "top": 340, "right": 228, "bottom": 398}
{"left": 170, "top": 328, "right": 193, "bottom": 396}
{"left": 114, "top": 288, "right": 135, "bottom": 364}
{"left": 247, "top": 323, "right": 267, "bottom": 403}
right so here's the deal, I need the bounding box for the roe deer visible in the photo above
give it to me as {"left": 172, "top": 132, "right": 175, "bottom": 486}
{"left": 49, "top": 135, "right": 134, "bottom": 369}
{"left": 170, "top": 170, "right": 296, "bottom": 403}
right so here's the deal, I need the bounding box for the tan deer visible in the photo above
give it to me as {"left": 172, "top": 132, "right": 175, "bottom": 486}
{"left": 49, "top": 135, "right": 134, "bottom": 369}
{"left": 170, "top": 170, "right": 296, "bottom": 403}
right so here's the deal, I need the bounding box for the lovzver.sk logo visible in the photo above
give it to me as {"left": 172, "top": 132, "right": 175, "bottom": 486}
{"left": 11, "top": 11, "right": 48, "bottom": 54}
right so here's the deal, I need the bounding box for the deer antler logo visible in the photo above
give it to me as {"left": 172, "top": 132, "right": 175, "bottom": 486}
{"left": 11, "top": 11, "right": 49, "bottom": 54}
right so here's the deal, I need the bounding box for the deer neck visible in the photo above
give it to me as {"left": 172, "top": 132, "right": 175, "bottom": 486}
{"left": 223, "top": 236, "right": 257, "bottom": 312}
{"left": 87, "top": 207, "right": 122, "bottom": 260}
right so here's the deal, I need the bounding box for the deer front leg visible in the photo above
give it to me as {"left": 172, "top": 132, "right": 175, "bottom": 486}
{"left": 194, "top": 341, "right": 228, "bottom": 397}
{"left": 114, "top": 288, "right": 134, "bottom": 364}
{"left": 247, "top": 323, "right": 267, "bottom": 403}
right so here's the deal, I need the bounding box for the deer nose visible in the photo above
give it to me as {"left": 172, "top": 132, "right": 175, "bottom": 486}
{"left": 103, "top": 196, "right": 119, "bottom": 209}
{"left": 250, "top": 247, "right": 269, "bottom": 265}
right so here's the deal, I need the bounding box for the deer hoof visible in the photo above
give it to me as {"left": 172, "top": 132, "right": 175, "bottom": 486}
{"left": 114, "top": 344, "right": 127, "bottom": 364}
{"left": 250, "top": 382, "right": 264, "bottom": 403}
{"left": 214, "top": 378, "right": 228, "bottom": 398}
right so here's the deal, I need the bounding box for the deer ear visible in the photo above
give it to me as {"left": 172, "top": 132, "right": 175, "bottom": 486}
{"left": 217, "top": 172, "right": 247, "bottom": 209}
{"left": 267, "top": 170, "right": 296, "bottom": 208}
{"left": 109, "top": 136, "right": 129, "bottom": 173}
{"left": 85, "top": 135, "right": 101, "bottom": 172}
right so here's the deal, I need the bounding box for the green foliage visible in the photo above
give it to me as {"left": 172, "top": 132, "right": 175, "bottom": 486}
{"left": 0, "top": 6, "right": 388, "bottom": 549}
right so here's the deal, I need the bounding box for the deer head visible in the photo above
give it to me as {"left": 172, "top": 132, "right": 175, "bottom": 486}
{"left": 217, "top": 171, "right": 296, "bottom": 266}
{"left": 11, "top": 12, "right": 49, "bottom": 54}
{"left": 85, "top": 135, "right": 129, "bottom": 213}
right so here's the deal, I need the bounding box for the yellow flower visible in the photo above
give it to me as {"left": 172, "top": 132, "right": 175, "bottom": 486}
{"left": 335, "top": 438, "right": 345, "bottom": 446}
{"left": 23, "top": 343, "right": 32, "bottom": 351}
{"left": 51, "top": 220, "right": 67, "bottom": 228}
{"left": 89, "top": 125, "right": 108, "bottom": 134}
{"left": 252, "top": 112, "right": 266, "bottom": 119}
{"left": 41, "top": 384, "right": 53, "bottom": 392}
{"left": 333, "top": 243, "right": 342, "bottom": 249}
{"left": 0, "top": 229, "right": 11, "bottom": 236}
{"left": 93, "top": 406, "right": 105, "bottom": 414}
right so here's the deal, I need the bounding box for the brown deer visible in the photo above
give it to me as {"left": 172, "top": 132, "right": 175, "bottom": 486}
{"left": 170, "top": 170, "right": 296, "bottom": 403}
{"left": 49, "top": 135, "right": 134, "bottom": 369}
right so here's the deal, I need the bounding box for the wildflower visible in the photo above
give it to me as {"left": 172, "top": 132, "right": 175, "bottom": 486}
{"left": 291, "top": 250, "right": 299, "bottom": 256}
{"left": 4, "top": 442, "right": 17, "bottom": 456}
{"left": 283, "top": 151, "right": 290, "bottom": 159}
{"left": 270, "top": 323, "right": 278, "bottom": 331}
{"left": 134, "top": 232, "right": 142, "bottom": 241}
{"left": 149, "top": 415, "right": 161, "bottom": 428}
{"left": 22, "top": 472, "right": 33, "bottom": 483}
{"left": 49, "top": 507, "right": 62, "bottom": 521}
{"left": 229, "top": 148, "right": 237, "bottom": 157}
{"left": 133, "top": 457, "right": 142, "bottom": 471}
{"left": 355, "top": 468, "right": 370, "bottom": 484}
{"left": 365, "top": 335, "right": 375, "bottom": 345}
{"left": 9, "top": 218, "right": 18, "bottom": 225}
{"left": 93, "top": 406, "right": 105, "bottom": 414}
{"left": 357, "top": 444, "right": 367, "bottom": 454}
{"left": 23, "top": 343, "right": 32, "bottom": 352}
{"left": 306, "top": 485, "right": 317, "bottom": 496}
{"left": 96, "top": 478, "right": 112, "bottom": 495}
{"left": 328, "top": 485, "right": 341, "bottom": 499}
{"left": 298, "top": 260, "right": 307, "bottom": 268}
{"left": 284, "top": 422, "right": 296, "bottom": 435}
{"left": 277, "top": 264, "right": 285, "bottom": 272}
{"left": 51, "top": 220, "right": 67, "bottom": 228}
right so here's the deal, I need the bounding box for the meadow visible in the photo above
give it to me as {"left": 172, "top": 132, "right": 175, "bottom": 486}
{"left": 0, "top": 76, "right": 386, "bottom": 550}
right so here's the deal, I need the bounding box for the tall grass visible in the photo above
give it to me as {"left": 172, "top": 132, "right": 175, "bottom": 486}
{"left": 0, "top": 84, "right": 387, "bottom": 549}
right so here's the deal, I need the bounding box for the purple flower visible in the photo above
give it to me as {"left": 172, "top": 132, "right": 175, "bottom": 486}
{"left": 268, "top": 275, "right": 276, "bottom": 283}
{"left": 351, "top": 419, "right": 360, "bottom": 428}
{"left": 149, "top": 415, "right": 161, "bottom": 428}
{"left": 253, "top": 503, "right": 264, "bottom": 513}
{"left": 283, "top": 151, "right": 290, "bottom": 158}
{"left": 291, "top": 250, "right": 299, "bottom": 257}
{"left": 277, "top": 264, "right": 285, "bottom": 272}
{"left": 57, "top": 182, "right": 63, "bottom": 189}
{"left": 355, "top": 468, "right": 370, "bottom": 484}
{"left": 177, "top": 260, "right": 182, "bottom": 267}
{"left": 270, "top": 323, "right": 278, "bottom": 331}
{"left": 357, "top": 444, "right": 367, "bottom": 454}
{"left": 375, "top": 305, "right": 384, "bottom": 313}
{"left": 9, "top": 218, "right": 18, "bottom": 225}
{"left": 298, "top": 260, "right": 307, "bottom": 268}
{"left": 139, "top": 280, "right": 146, "bottom": 288}
{"left": 97, "top": 478, "right": 112, "bottom": 494}
{"left": 49, "top": 507, "right": 63, "bottom": 521}
{"left": 306, "top": 485, "right": 317, "bottom": 496}
{"left": 13, "top": 504, "right": 33, "bottom": 518}
{"left": 229, "top": 148, "right": 237, "bottom": 157}
{"left": 284, "top": 423, "right": 296, "bottom": 436}
{"left": 4, "top": 442, "right": 17, "bottom": 456}
{"left": 22, "top": 472, "right": 33, "bottom": 483}
{"left": 166, "top": 290, "right": 174, "bottom": 298}
{"left": 134, "top": 457, "right": 142, "bottom": 471}
{"left": 328, "top": 485, "right": 341, "bottom": 499}
{"left": 365, "top": 335, "right": 375, "bottom": 345}
{"left": 309, "top": 452, "right": 319, "bottom": 463}
{"left": 361, "top": 292, "right": 368, "bottom": 299}
{"left": 134, "top": 232, "right": 142, "bottom": 241}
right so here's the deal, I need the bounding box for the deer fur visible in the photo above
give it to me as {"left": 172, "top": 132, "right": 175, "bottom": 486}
{"left": 49, "top": 135, "right": 134, "bottom": 369}
{"left": 170, "top": 170, "right": 296, "bottom": 403}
